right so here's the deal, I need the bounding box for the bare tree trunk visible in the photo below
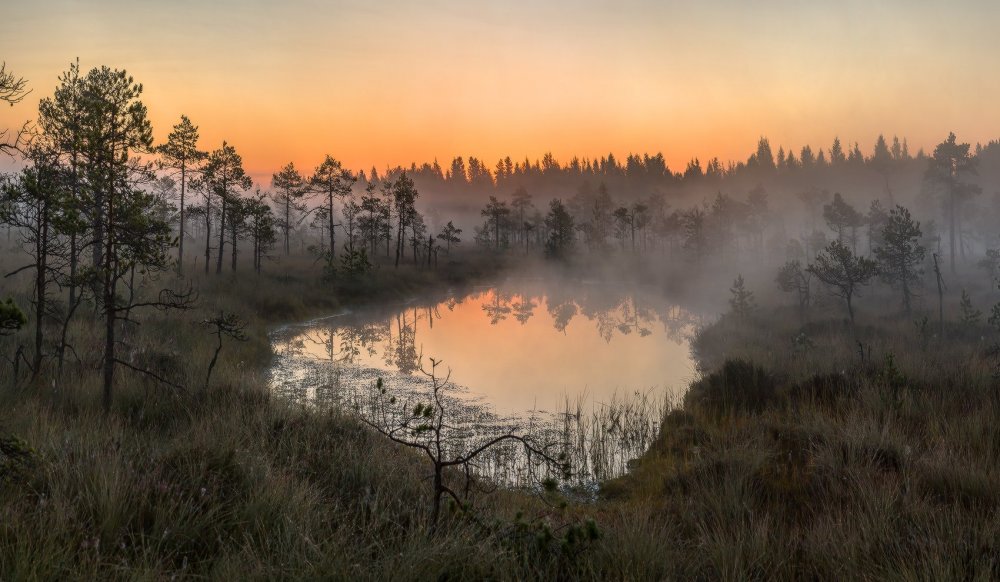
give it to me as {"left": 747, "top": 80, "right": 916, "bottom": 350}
{"left": 69, "top": 232, "right": 77, "bottom": 305}
{"left": 230, "top": 224, "right": 237, "bottom": 271}
{"left": 395, "top": 219, "right": 404, "bottom": 267}
{"left": 69, "top": 151, "right": 79, "bottom": 306}
{"left": 102, "top": 200, "right": 116, "bottom": 413}
{"left": 32, "top": 199, "right": 50, "bottom": 380}
{"left": 284, "top": 197, "right": 290, "bottom": 255}
{"left": 933, "top": 253, "right": 945, "bottom": 336}
{"left": 103, "top": 298, "right": 115, "bottom": 413}
{"left": 178, "top": 164, "right": 186, "bottom": 273}
{"left": 57, "top": 291, "right": 82, "bottom": 377}
{"left": 216, "top": 195, "right": 226, "bottom": 274}
{"left": 204, "top": 201, "right": 211, "bottom": 275}
{"left": 948, "top": 187, "right": 957, "bottom": 275}
{"left": 93, "top": 188, "right": 104, "bottom": 270}
{"left": 328, "top": 190, "right": 336, "bottom": 259}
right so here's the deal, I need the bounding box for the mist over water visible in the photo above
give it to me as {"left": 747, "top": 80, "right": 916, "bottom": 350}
{"left": 270, "top": 278, "right": 700, "bottom": 418}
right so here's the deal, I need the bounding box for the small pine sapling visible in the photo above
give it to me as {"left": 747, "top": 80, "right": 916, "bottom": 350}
{"left": 729, "top": 274, "right": 756, "bottom": 318}
{"left": 201, "top": 311, "right": 248, "bottom": 393}
{"left": 960, "top": 289, "right": 981, "bottom": 326}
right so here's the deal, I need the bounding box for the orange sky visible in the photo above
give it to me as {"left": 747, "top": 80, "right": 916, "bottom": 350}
{"left": 3, "top": 0, "right": 1000, "bottom": 183}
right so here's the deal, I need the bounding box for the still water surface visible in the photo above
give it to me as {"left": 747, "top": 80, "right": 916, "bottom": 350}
{"left": 270, "top": 280, "right": 698, "bottom": 416}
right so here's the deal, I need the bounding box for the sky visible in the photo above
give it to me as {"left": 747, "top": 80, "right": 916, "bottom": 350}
{"left": 2, "top": 0, "right": 1000, "bottom": 182}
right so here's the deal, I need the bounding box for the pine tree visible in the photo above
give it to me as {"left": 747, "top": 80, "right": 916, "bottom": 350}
{"left": 310, "top": 156, "right": 356, "bottom": 263}
{"left": 925, "top": 132, "right": 981, "bottom": 274}
{"left": 870, "top": 134, "right": 895, "bottom": 204}
{"left": 436, "top": 221, "right": 462, "bottom": 255}
{"left": 77, "top": 66, "right": 155, "bottom": 274}
{"left": 36, "top": 60, "right": 85, "bottom": 306}
{"left": 244, "top": 190, "right": 276, "bottom": 274}
{"left": 0, "top": 62, "right": 29, "bottom": 155}
{"left": 1, "top": 160, "right": 70, "bottom": 377}
{"left": 823, "top": 193, "right": 864, "bottom": 249}
{"left": 544, "top": 199, "right": 575, "bottom": 259}
{"left": 874, "top": 205, "right": 925, "bottom": 313}
{"left": 866, "top": 200, "right": 889, "bottom": 256}
{"left": 799, "top": 145, "right": 815, "bottom": 167}
{"left": 751, "top": 137, "right": 775, "bottom": 170}
{"left": 202, "top": 142, "right": 252, "bottom": 274}
{"left": 272, "top": 162, "right": 306, "bottom": 256}
{"left": 729, "top": 274, "right": 755, "bottom": 317}
{"left": 391, "top": 173, "right": 419, "bottom": 267}
{"left": 510, "top": 186, "right": 532, "bottom": 248}
{"left": 829, "top": 137, "right": 846, "bottom": 165}
{"left": 481, "top": 195, "right": 511, "bottom": 251}
{"left": 360, "top": 180, "right": 388, "bottom": 258}
{"left": 776, "top": 260, "right": 811, "bottom": 318}
{"left": 156, "top": 115, "right": 205, "bottom": 272}
{"left": 808, "top": 240, "right": 878, "bottom": 325}
{"left": 960, "top": 289, "right": 981, "bottom": 325}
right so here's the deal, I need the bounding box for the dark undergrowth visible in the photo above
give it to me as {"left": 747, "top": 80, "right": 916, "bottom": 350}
{"left": 606, "top": 307, "right": 1000, "bottom": 579}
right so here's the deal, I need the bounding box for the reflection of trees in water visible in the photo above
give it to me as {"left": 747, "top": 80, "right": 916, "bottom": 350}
{"left": 287, "top": 319, "right": 394, "bottom": 366}
{"left": 558, "top": 288, "right": 659, "bottom": 343}
{"left": 616, "top": 297, "right": 654, "bottom": 338}
{"left": 302, "top": 325, "right": 338, "bottom": 362}
{"left": 481, "top": 290, "right": 513, "bottom": 324}
{"left": 338, "top": 321, "right": 389, "bottom": 362}
{"left": 511, "top": 294, "right": 537, "bottom": 324}
{"left": 280, "top": 286, "right": 698, "bottom": 382}
{"left": 381, "top": 305, "right": 446, "bottom": 374}
{"left": 425, "top": 305, "right": 440, "bottom": 329}
{"left": 543, "top": 286, "right": 579, "bottom": 333}
{"left": 593, "top": 308, "right": 618, "bottom": 342}
{"left": 275, "top": 335, "right": 308, "bottom": 360}
{"left": 548, "top": 299, "right": 579, "bottom": 333}
{"left": 385, "top": 309, "right": 419, "bottom": 374}
{"left": 586, "top": 296, "right": 654, "bottom": 343}
{"left": 658, "top": 304, "right": 700, "bottom": 344}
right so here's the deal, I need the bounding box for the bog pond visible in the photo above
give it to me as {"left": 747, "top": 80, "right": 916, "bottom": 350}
{"left": 269, "top": 279, "right": 701, "bottom": 486}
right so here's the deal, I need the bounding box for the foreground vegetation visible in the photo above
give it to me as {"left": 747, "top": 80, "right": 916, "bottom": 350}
{"left": 611, "top": 302, "right": 1000, "bottom": 578}
{"left": 2, "top": 256, "right": 998, "bottom": 579}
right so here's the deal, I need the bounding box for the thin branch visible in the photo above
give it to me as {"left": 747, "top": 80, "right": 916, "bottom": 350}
{"left": 112, "top": 358, "right": 186, "bottom": 392}
{"left": 4, "top": 264, "right": 37, "bottom": 278}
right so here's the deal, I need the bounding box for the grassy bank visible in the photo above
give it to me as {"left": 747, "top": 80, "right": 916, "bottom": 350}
{"left": 609, "top": 307, "right": 1000, "bottom": 579}
{"left": 0, "top": 254, "right": 692, "bottom": 580}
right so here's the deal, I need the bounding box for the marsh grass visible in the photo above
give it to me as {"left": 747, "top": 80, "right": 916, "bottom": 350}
{"left": 605, "top": 305, "right": 1000, "bottom": 578}
{"left": 3, "top": 247, "right": 1000, "bottom": 578}
{"left": 0, "top": 254, "right": 623, "bottom": 579}
{"left": 558, "top": 390, "right": 673, "bottom": 486}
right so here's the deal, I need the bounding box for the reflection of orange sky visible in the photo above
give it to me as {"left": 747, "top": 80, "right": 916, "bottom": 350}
{"left": 3, "top": 1, "right": 1000, "bottom": 182}
{"left": 292, "top": 289, "right": 696, "bottom": 415}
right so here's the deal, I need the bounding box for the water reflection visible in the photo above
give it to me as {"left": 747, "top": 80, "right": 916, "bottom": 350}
{"left": 271, "top": 281, "right": 699, "bottom": 416}
{"left": 270, "top": 281, "right": 701, "bottom": 485}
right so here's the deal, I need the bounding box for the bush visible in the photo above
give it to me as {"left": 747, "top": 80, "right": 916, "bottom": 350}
{"left": 685, "top": 359, "right": 779, "bottom": 414}
{"left": 785, "top": 372, "right": 857, "bottom": 408}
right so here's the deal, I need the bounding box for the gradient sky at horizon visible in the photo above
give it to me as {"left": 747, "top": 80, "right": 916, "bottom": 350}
{"left": 2, "top": 0, "right": 999, "bottom": 182}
